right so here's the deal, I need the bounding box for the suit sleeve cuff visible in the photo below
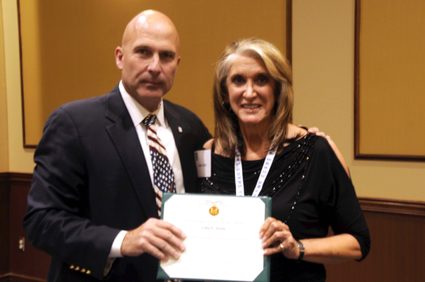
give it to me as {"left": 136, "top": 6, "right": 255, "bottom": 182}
{"left": 108, "top": 230, "right": 127, "bottom": 258}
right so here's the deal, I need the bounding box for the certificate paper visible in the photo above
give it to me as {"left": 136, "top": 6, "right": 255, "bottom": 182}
{"left": 157, "top": 193, "right": 271, "bottom": 282}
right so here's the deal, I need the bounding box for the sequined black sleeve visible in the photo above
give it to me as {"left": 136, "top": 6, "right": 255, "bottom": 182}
{"left": 310, "top": 137, "right": 371, "bottom": 260}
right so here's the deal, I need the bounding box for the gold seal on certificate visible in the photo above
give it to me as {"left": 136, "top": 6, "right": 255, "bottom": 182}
{"left": 158, "top": 193, "right": 271, "bottom": 282}
{"left": 209, "top": 205, "right": 219, "bottom": 216}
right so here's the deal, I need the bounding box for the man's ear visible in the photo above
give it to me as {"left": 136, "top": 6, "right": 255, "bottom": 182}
{"left": 115, "top": 47, "right": 124, "bottom": 70}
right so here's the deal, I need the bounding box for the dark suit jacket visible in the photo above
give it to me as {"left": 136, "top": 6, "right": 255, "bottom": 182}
{"left": 23, "top": 85, "right": 211, "bottom": 281}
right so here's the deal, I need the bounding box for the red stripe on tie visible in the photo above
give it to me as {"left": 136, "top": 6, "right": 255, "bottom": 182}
{"left": 147, "top": 127, "right": 158, "bottom": 135}
{"left": 147, "top": 136, "right": 166, "bottom": 150}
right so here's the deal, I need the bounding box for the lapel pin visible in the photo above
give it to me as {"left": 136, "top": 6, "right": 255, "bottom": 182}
{"left": 178, "top": 126, "right": 183, "bottom": 133}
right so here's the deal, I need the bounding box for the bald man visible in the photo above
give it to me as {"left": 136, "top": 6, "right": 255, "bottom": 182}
{"left": 23, "top": 10, "right": 211, "bottom": 282}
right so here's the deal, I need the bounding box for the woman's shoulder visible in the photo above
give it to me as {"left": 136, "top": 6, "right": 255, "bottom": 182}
{"left": 203, "top": 138, "right": 232, "bottom": 158}
{"left": 309, "top": 135, "right": 351, "bottom": 178}
{"left": 286, "top": 123, "right": 308, "bottom": 141}
{"left": 203, "top": 138, "right": 214, "bottom": 150}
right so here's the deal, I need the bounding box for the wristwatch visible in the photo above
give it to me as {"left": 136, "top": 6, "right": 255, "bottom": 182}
{"left": 296, "top": 240, "right": 305, "bottom": 261}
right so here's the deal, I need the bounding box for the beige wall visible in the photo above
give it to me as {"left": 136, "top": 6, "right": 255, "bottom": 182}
{"left": 2, "top": 0, "right": 35, "bottom": 173}
{"left": 2, "top": 0, "right": 425, "bottom": 201}
{"left": 292, "top": 0, "right": 425, "bottom": 201}
{"left": 0, "top": 1, "right": 8, "bottom": 172}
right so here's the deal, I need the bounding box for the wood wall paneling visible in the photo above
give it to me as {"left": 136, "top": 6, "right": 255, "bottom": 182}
{"left": 0, "top": 173, "right": 50, "bottom": 282}
{"left": 9, "top": 175, "right": 50, "bottom": 279}
{"left": 2, "top": 173, "right": 425, "bottom": 281}
{"left": 327, "top": 198, "right": 425, "bottom": 282}
{"left": 18, "top": 0, "right": 288, "bottom": 147}
{"left": 0, "top": 273, "right": 46, "bottom": 282}
{"left": 355, "top": 0, "right": 425, "bottom": 161}
{"left": 0, "top": 174, "right": 11, "bottom": 276}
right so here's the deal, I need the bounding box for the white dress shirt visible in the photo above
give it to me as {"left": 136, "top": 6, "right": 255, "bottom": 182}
{"left": 108, "top": 81, "right": 185, "bottom": 257}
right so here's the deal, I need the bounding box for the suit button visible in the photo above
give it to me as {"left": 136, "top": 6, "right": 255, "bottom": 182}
{"left": 81, "top": 268, "right": 86, "bottom": 273}
{"left": 69, "top": 265, "right": 75, "bottom": 270}
{"left": 75, "top": 266, "right": 80, "bottom": 271}
{"left": 86, "top": 270, "right": 91, "bottom": 275}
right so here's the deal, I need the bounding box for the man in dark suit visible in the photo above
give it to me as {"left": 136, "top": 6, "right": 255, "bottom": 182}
{"left": 23, "top": 10, "right": 211, "bottom": 281}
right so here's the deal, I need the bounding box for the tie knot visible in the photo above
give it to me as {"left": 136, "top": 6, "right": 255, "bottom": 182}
{"left": 142, "top": 114, "right": 157, "bottom": 127}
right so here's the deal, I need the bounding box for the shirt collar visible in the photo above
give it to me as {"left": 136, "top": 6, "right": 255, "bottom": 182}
{"left": 119, "top": 81, "right": 165, "bottom": 127}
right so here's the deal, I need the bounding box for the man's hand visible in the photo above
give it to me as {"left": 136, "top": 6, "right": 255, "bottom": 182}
{"left": 307, "top": 126, "right": 331, "bottom": 140}
{"left": 305, "top": 126, "right": 350, "bottom": 178}
{"left": 121, "top": 218, "right": 186, "bottom": 261}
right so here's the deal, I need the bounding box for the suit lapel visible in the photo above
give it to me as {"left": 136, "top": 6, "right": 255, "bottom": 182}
{"left": 164, "top": 101, "right": 199, "bottom": 193}
{"left": 164, "top": 102, "right": 192, "bottom": 150}
{"left": 104, "top": 87, "right": 158, "bottom": 219}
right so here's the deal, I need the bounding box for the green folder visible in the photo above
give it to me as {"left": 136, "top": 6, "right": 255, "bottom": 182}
{"left": 157, "top": 193, "right": 271, "bottom": 282}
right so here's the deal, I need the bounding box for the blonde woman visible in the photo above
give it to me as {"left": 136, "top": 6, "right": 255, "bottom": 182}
{"left": 200, "top": 38, "right": 370, "bottom": 282}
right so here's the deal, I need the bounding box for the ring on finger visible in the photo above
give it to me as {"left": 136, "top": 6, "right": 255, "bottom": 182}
{"left": 280, "top": 243, "right": 284, "bottom": 252}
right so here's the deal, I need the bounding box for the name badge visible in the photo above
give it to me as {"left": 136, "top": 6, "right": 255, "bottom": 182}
{"left": 194, "top": 149, "right": 211, "bottom": 178}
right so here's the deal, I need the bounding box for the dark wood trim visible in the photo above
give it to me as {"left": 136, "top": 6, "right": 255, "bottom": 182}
{"left": 354, "top": 0, "right": 361, "bottom": 161}
{"left": 359, "top": 197, "right": 425, "bottom": 217}
{"left": 0, "top": 174, "right": 11, "bottom": 276}
{"left": 0, "top": 173, "right": 10, "bottom": 183}
{"left": 2, "top": 172, "right": 424, "bottom": 217}
{"left": 355, "top": 153, "right": 425, "bottom": 162}
{"left": 7, "top": 173, "right": 33, "bottom": 183}
{"left": 0, "top": 172, "right": 33, "bottom": 184}
{"left": 0, "top": 173, "right": 32, "bottom": 183}
{"left": 16, "top": 1, "right": 35, "bottom": 149}
{"left": 286, "top": 0, "right": 292, "bottom": 64}
{"left": 0, "top": 273, "right": 46, "bottom": 282}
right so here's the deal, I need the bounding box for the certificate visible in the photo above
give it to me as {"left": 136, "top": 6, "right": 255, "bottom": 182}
{"left": 157, "top": 193, "right": 271, "bottom": 282}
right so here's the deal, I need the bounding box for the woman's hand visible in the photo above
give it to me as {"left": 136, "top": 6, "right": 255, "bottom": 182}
{"left": 259, "top": 217, "right": 363, "bottom": 263}
{"left": 259, "top": 217, "right": 299, "bottom": 259}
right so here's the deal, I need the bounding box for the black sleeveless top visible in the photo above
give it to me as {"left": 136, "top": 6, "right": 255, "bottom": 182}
{"left": 199, "top": 134, "right": 370, "bottom": 282}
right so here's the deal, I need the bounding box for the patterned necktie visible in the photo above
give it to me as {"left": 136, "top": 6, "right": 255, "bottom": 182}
{"left": 142, "top": 114, "right": 176, "bottom": 217}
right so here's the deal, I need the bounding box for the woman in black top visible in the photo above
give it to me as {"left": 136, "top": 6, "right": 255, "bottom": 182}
{"left": 200, "top": 38, "right": 370, "bottom": 281}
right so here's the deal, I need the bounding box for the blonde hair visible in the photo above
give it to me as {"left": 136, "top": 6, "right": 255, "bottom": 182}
{"left": 213, "top": 38, "right": 294, "bottom": 158}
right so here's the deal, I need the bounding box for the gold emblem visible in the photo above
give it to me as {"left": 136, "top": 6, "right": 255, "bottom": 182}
{"left": 209, "top": 205, "right": 219, "bottom": 216}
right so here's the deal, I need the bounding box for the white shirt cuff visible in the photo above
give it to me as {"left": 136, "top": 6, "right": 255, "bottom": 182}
{"left": 108, "top": 230, "right": 128, "bottom": 258}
